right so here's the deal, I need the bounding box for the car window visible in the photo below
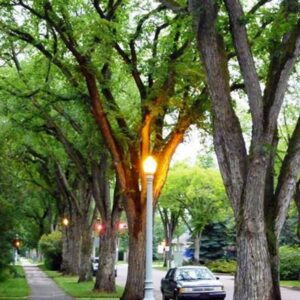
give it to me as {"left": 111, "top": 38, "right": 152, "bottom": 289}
{"left": 176, "top": 268, "right": 215, "bottom": 280}
{"left": 165, "top": 268, "right": 175, "bottom": 280}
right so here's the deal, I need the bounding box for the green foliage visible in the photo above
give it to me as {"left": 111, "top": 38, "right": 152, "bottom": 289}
{"left": 161, "top": 161, "right": 231, "bottom": 237}
{"left": 280, "top": 246, "right": 300, "bottom": 280}
{"left": 201, "top": 221, "right": 236, "bottom": 261}
{"left": 0, "top": 197, "right": 16, "bottom": 281}
{"left": 205, "top": 259, "right": 236, "bottom": 274}
{"left": 39, "top": 231, "right": 62, "bottom": 270}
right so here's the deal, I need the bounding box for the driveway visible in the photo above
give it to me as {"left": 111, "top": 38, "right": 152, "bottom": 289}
{"left": 116, "top": 264, "right": 300, "bottom": 300}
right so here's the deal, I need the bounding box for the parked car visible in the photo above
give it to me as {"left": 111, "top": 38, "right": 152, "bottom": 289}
{"left": 91, "top": 257, "right": 117, "bottom": 277}
{"left": 161, "top": 266, "right": 226, "bottom": 300}
{"left": 91, "top": 257, "right": 99, "bottom": 276}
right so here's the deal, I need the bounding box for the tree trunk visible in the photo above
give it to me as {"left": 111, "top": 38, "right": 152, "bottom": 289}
{"left": 193, "top": 232, "right": 202, "bottom": 264}
{"left": 64, "top": 213, "right": 81, "bottom": 275}
{"left": 78, "top": 217, "right": 93, "bottom": 282}
{"left": 68, "top": 220, "right": 81, "bottom": 275}
{"left": 120, "top": 215, "right": 146, "bottom": 300}
{"left": 61, "top": 209, "right": 81, "bottom": 275}
{"left": 295, "top": 181, "right": 300, "bottom": 240}
{"left": 94, "top": 223, "right": 118, "bottom": 292}
{"left": 163, "top": 233, "right": 172, "bottom": 268}
{"left": 61, "top": 226, "right": 70, "bottom": 273}
{"left": 267, "top": 232, "right": 281, "bottom": 300}
{"left": 234, "top": 219, "right": 274, "bottom": 300}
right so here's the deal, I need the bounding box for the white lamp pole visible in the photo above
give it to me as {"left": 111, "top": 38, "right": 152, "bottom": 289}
{"left": 143, "top": 156, "right": 157, "bottom": 300}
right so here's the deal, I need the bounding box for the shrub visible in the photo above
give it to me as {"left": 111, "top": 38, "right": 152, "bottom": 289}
{"left": 280, "top": 245, "right": 300, "bottom": 280}
{"left": 39, "top": 231, "right": 62, "bottom": 270}
{"left": 205, "top": 259, "right": 236, "bottom": 274}
{"left": 0, "top": 197, "right": 15, "bottom": 282}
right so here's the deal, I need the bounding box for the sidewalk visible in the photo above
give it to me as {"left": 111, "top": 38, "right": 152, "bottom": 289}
{"left": 21, "top": 259, "right": 74, "bottom": 300}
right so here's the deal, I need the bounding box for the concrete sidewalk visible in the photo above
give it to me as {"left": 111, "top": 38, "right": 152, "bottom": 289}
{"left": 22, "top": 259, "right": 74, "bottom": 300}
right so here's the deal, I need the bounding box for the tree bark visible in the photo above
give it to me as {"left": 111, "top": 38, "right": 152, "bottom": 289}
{"left": 94, "top": 223, "right": 118, "bottom": 292}
{"left": 235, "top": 219, "right": 274, "bottom": 300}
{"left": 120, "top": 216, "right": 146, "bottom": 300}
{"left": 78, "top": 213, "right": 94, "bottom": 282}
{"left": 295, "top": 181, "right": 300, "bottom": 240}
{"left": 164, "top": 237, "right": 172, "bottom": 268}
{"left": 62, "top": 217, "right": 81, "bottom": 275}
{"left": 193, "top": 232, "right": 202, "bottom": 264}
{"left": 189, "top": 1, "right": 300, "bottom": 299}
{"left": 61, "top": 206, "right": 81, "bottom": 275}
{"left": 92, "top": 153, "right": 123, "bottom": 292}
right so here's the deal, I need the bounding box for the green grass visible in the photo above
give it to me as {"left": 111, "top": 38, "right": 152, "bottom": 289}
{"left": 0, "top": 266, "right": 29, "bottom": 299}
{"left": 40, "top": 266, "right": 122, "bottom": 299}
{"left": 280, "top": 280, "right": 300, "bottom": 288}
{"left": 152, "top": 261, "right": 168, "bottom": 272}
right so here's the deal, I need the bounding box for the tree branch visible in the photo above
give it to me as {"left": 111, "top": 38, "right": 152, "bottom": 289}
{"left": 224, "top": 0, "right": 264, "bottom": 143}
{"left": 264, "top": 20, "right": 300, "bottom": 137}
{"left": 56, "top": 163, "right": 82, "bottom": 216}
{"left": 274, "top": 116, "right": 300, "bottom": 237}
{"left": 159, "top": 0, "right": 187, "bottom": 13}
{"left": 194, "top": 0, "right": 247, "bottom": 212}
{"left": 248, "top": 0, "right": 271, "bottom": 15}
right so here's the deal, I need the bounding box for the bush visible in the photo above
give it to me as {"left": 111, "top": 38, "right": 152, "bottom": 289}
{"left": 0, "top": 197, "right": 16, "bottom": 282}
{"left": 205, "top": 259, "right": 236, "bottom": 274}
{"left": 39, "top": 231, "right": 62, "bottom": 270}
{"left": 280, "top": 246, "right": 300, "bottom": 280}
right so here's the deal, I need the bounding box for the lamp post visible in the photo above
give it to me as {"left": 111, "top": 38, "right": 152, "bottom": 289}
{"left": 12, "top": 234, "right": 20, "bottom": 265}
{"left": 143, "top": 156, "right": 157, "bottom": 300}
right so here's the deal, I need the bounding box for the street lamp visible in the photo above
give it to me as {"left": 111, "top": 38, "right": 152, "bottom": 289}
{"left": 12, "top": 234, "right": 21, "bottom": 264}
{"left": 62, "top": 217, "right": 69, "bottom": 227}
{"left": 143, "top": 156, "right": 157, "bottom": 300}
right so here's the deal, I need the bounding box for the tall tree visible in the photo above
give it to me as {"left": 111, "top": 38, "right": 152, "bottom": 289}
{"left": 187, "top": 1, "right": 300, "bottom": 299}
{"left": 160, "top": 162, "right": 229, "bottom": 264}
{"left": 0, "top": 2, "right": 206, "bottom": 298}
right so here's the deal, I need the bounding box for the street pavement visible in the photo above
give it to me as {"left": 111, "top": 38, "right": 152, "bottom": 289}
{"left": 21, "top": 259, "right": 74, "bottom": 300}
{"left": 116, "top": 264, "right": 300, "bottom": 300}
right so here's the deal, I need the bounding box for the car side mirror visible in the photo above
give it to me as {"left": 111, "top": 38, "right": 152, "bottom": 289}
{"left": 216, "top": 277, "right": 220, "bottom": 280}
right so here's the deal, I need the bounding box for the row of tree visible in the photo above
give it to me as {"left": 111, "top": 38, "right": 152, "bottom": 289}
{"left": 0, "top": 1, "right": 299, "bottom": 299}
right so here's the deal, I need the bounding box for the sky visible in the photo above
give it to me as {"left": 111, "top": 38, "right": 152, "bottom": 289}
{"left": 172, "top": 126, "right": 216, "bottom": 166}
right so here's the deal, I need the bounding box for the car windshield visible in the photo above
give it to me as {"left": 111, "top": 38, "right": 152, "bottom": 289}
{"left": 176, "top": 268, "right": 215, "bottom": 281}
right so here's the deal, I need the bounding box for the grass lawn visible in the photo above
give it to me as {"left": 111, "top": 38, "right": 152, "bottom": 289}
{"left": 280, "top": 281, "right": 300, "bottom": 288}
{"left": 40, "top": 266, "right": 122, "bottom": 299}
{"left": 0, "top": 266, "right": 29, "bottom": 299}
{"left": 152, "top": 261, "right": 168, "bottom": 272}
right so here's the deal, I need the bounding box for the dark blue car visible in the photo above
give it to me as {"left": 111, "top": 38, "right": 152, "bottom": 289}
{"left": 161, "top": 266, "right": 226, "bottom": 300}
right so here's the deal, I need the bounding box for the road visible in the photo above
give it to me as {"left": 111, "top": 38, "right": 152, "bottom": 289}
{"left": 116, "top": 264, "right": 300, "bottom": 300}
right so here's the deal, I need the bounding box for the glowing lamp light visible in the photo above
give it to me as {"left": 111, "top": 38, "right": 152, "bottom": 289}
{"left": 96, "top": 224, "right": 103, "bottom": 231}
{"left": 118, "top": 223, "right": 128, "bottom": 230}
{"left": 15, "top": 241, "right": 20, "bottom": 248}
{"left": 143, "top": 156, "right": 157, "bottom": 175}
{"left": 62, "top": 217, "right": 69, "bottom": 227}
